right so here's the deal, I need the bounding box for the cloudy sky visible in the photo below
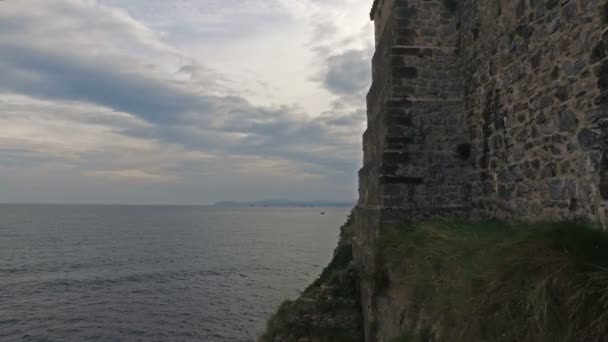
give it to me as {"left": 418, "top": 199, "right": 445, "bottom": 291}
{"left": 0, "top": 0, "right": 374, "bottom": 204}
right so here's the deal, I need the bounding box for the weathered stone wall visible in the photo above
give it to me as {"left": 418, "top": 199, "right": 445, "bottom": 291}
{"left": 356, "top": 0, "right": 466, "bottom": 340}
{"left": 361, "top": 0, "right": 468, "bottom": 223}
{"left": 355, "top": 0, "right": 608, "bottom": 340}
{"left": 461, "top": 0, "right": 608, "bottom": 223}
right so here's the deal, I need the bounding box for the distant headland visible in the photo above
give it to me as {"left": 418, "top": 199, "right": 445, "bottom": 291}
{"left": 211, "top": 199, "right": 355, "bottom": 208}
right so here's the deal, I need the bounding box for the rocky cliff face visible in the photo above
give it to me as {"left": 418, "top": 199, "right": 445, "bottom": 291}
{"left": 355, "top": 0, "right": 608, "bottom": 340}
{"left": 260, "top": 213, "right": 364, "bottom": 342}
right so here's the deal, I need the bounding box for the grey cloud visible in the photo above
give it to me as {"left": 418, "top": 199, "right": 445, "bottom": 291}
{"left": 311, "top": 21, "right": 339, "bottom": 44}
{"left": 307, "top": 21, "right": 373, "bottom": 111}
{"left": 0, "top": 45, "right": 213, "bottom": 124}
{"left": 306, "top": 4, "right": 374, "bottom": 104}
{"left": 0, "top": 0, "right": 364, "bottom": 200}
{"left": 321, "top": 109, "right": 366, "bottom": 127}
{"left": 99, "top": 0, "right": 292, "bottom": 43}
{"left": 323, "top": 49, "right": 373, "bottom": 96}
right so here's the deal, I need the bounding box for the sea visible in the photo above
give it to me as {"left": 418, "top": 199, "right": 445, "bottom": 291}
{"left": 0, "top": 205, "right": 350, "bottom": 341}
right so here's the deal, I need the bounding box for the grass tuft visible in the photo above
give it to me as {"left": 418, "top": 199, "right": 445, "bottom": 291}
{"left": 390, "top": 331, "right": 417, "bottom": 342}
{"left": 259, "top": 214, "right": 363, "bottom": 342}
{"left": 380, "top": 219, "right": 608, "bottom": 342}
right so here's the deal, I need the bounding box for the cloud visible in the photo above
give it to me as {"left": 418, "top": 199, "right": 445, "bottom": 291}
{"left": 85, "top": 169, "right": 180, "bottom": 183}
{"left": 99, "top": 0, "right": 292, "bottom": 43}
{"left": 295, "top": 0, "right": 374, "bottom": 109}
{"left": 0, "top": 94, "right": 211, "bottom": 179}
{"left": 0, "top": 0, "right": 372, "bottom": 203}
{"left": 323, "top": 49, "right": 373, "bottom": 96}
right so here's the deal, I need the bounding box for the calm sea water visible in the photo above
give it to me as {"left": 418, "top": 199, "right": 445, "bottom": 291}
{"left": 0, "top": 205, "right": 349, "bottom": 341}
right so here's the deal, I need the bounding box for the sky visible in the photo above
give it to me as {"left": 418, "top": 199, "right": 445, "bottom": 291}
{"left": 0, "top": 0, "right": 374, "bottom": 205}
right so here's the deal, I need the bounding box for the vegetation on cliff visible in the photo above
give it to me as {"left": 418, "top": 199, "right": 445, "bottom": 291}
{"left": 259, "top": 214, "right": 363, "bottom": 342}
{"left": 379, "top": 219, "right": 608, "bottom": 342}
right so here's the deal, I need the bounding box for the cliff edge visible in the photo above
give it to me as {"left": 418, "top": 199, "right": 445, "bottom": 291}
{"left": 262, "top": 0, "right": 608, "bottom": 341}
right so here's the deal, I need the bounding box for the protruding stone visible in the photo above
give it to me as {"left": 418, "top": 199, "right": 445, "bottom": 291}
{"left": 549, "top": 180, "right": 563, "bottom": 201}
{"left": 392, "top": 66, "right": 418, "bottom": 79}
{"left": 577, "top": 129, "right": 599, "bottom": 151}
{"left": 558, "top": 108, "right": 578, "bottom": 132}
{"left": 600, "top": 173, "right": 608, "bottom": 200}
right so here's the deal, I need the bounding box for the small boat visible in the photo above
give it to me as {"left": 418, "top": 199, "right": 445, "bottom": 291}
{"left": 320, "top": 212, "right": 326, "bottom": 215}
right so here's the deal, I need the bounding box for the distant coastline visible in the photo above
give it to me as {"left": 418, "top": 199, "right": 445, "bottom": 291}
{"left": 211, "top": 199, "right": 355, "bottom": 208}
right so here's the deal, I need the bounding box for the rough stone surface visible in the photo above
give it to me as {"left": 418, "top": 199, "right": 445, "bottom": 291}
{"left": 457, "top": 0, "right": 608, "bottom": 223}
{"left": 354, "top": 0, "right": 608, "bottom": 341}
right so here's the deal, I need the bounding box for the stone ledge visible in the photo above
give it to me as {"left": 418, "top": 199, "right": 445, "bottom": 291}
{"left": 379, "top": 176, "right": 424, "bottom": 184}
{"left": 392, "top": 45, "right": 457, "bottom": 50}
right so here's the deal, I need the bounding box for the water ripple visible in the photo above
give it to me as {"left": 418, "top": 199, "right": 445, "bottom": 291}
{"left": 0, "top": 205, "right": 347, "bottom": 341}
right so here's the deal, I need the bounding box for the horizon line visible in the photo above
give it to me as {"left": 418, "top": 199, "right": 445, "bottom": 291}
{"left": 0, "top": 201, "right": 356, "bottom": 207}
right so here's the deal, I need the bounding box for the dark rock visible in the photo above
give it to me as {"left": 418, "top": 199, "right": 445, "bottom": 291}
{"left": 600, "top": 173, "right": 608, "bottom": 200}
{"left": 393, "top": 67, "right": 418, "bottom": 79}
{"left": 530, "top": 51, "right": 542, "bottom": 70}
{"left": 498, "top": 184, "right": 514, "bottom": 200}
{"left": 596, "top": 63, "right": 608, "bottom": 91}
{"left": 554, "top": 86, "right": 569, "bottom": 101}
{"left": 558, "top": 108, "right": 578, "bottom": 132}
{"left": 562, "top": 61, "right": 585, "bottom": 77}
{"left": 577, "top": 129, "right": 599, "bottom": 151}
{"left": 546, "top": 0, "right": 559, "bottom": 10}
{"left": 541, "top": 163, "right": 558, "bottom": 178}
{"left": 549, "top": 180, "right": 563, "bottom": 201}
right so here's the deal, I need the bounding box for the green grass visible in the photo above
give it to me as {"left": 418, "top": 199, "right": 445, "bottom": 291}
{"left": 380, "top": 219, "right": 608, "bottom": 342}
{"left": 259, "top": 241, "right": 361, "bottom": 341}
{"left": 390, "top": 331, "right": 416, "bottom": 342}
{"left": 390, "top": 328, "right": 433, "bottom": 342}
{"left": 259, "top": 214, "right": 363, "bottom": 342}
{"left": 307, "top": 243, "right": 353, "bottom": 291}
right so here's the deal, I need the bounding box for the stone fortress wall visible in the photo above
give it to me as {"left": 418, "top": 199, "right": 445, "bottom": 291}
{"left": 461, "top": 0, "right": 608, "bottom": 222}
{"left": 354, "top": 0, "right": 608, "bottom": 340}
